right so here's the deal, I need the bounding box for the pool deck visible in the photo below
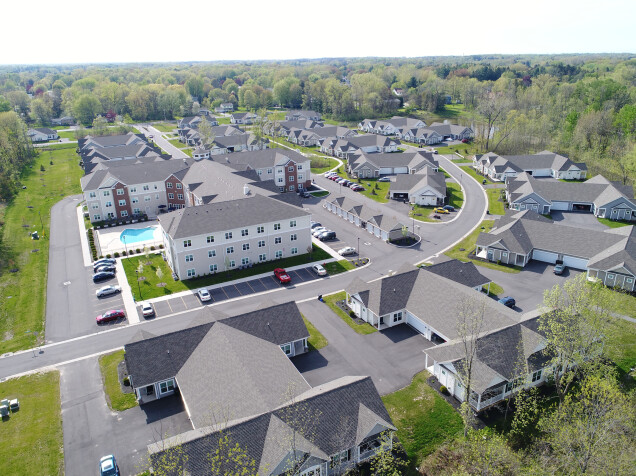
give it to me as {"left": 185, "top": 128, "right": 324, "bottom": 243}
{"left": 94, "top": 221, "right": 163, "bottom": 256}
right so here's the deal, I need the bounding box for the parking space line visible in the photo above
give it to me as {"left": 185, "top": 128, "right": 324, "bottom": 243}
{"left": 245, "top": 281, "right": 256, "bottom": 293}
{"left": 166, "top": 300, "right": 174, "bottom": 312}
{"left": 181, "top": 296, "right": 188, "bottom": 309}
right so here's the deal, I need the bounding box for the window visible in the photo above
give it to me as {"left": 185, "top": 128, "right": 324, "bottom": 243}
{"left": 210, "top": 264, "right": 218, "bottom": 273}
{"left": 290, "top": 234, "right": 297, "bottom": 241}
{"left": 107, "top": 212, "right": 115, "bottom": 219}
{"left": 297, "top": 164, "right": 303, "bottom": 170}
{"left": 105, "top": 201, "right": 113, "bottom": 207}
{"left": 144, "top": 196, "right": 151, "bottom": 202}
{"left": 275, "top": 250, "right": 283, "bottom": 259}
{"left": 89, "top": 191, "right": 96, "bottom": 198}
{"left": 93, "top": 214, "right": 101, "bottom": 221}
{"left": 281, "top": 343, "right": 292, "bottom": 355}
{"left": 393, "top": 311, "right": 403, "bottom": 323}
{"left": 505, "top": 382, "right": 513, "bottom": 393}
{"left": 185, "top": 254, "right": 193, "bottom": 262}
{"left": 289, "top": 175, "right": 295, "bottom": 182}
{"left": 259, "top": 253, "right": 266, "bottom": 261}
{"left": 176, "top": 183, "right": 182, "bottom": 189}
{"left": 277, "top": 177, "right": 284, "bottom": 184}
{"left": 154, "top": 185, "right": 158, "bottom": 190}
{"left": 117, "top": 189, "right": 124, "bottom": 196}
{"left": 241, "top": 257, "right": 249, "bottom": 266}
{"left": 627, "top": 278, "right": 634, "bottom": 283}
{"left": 156, "top": 194, "right": 160, "bottom": 200}
{"left": 277, "top": 167, "right": 283, "bottom": 173}
{"left": 103, "top": 190, "right": 110, "bottom": 197}
{"left": 241, "top": 228, "right": 249, "bottom": 236}
{"left": 279, "top": 187, "right": 285, "bottom": 192}
{"left": 177, "top": 194, "right": 183, "bottom": 200}
{"left": 607, "top": 273, "right": 615, "bottom": 280}
{"left": 290, "top": 220, "right": 296, "bottom": 227}
{"left": 288, "top": 165, "right": 294, "bottom": 172}
{"left": 159, "top": 379, "right": 175, "bottom": 394}
{"left": 267, "top": 168, "right": 273, "bottom": 174}
{"left": 167, "top": 182, "right": 173, "bottom": 189}
{"left": 118, "top": 199, "right": 126, "bottom": 206}
{"left": 275, "top": 237, "right": 282, "bottom": 244}
{"left": 291, "top": 247, "right": 298, "bottom": 255}
{"left": 330, "top": 450, "right": 351, "bottom": 468}
{"left": 531, "top": 370, "right": 542, "bottom": 382}
{"left": 130, "top": 187, "right": 137, "bottom": 193}
{"left": 187, "top": 269, "right": 196, "bottom": 277}
{"left": 274, "top": 223, "right": 281, "bottom": 231}
{"left": 298, "top": 174, "right": 303, "bottom": 181}
{"left": 229, "top": 260, "right": 235, "bottom": 268}
{"left": 121, "top": 210, "right": 128, "bottom": 217}
{"left": 257, "top": 226, "right": 264, "bottom": 234}
{"left": 225, "top": 232, "right": 233, "bottom": 240}
{"left": 258, "top": 240, "right": 265, "bottom": 248}
{"left": 208, "top": 250, "right": 216, "bottom": 258}
{"left": 242, "top": 243, "right": 249, "bottom": 251}
{"left": 132, "top": 197, "right": 139, "bottom": 203}
{"left": 183, "top": 240, "right": 191, "bottom": 248}
{"left": 143, "top": 185, "right": 150, "bottom": 191}
{"left": 168, "top": 192, "right": 174, "bottom": 199}
{"left": 226, "top": 246, "right": 234, "bottom": 254}
{"left": 289, "top": 185, "right": 295, "bottom": 191}
{"left": 133, "top": 208, "right": 140, "bottom": 214}
{"left": 92, "top": 203, "right": 99, "bottom": 209}
{"left": 207, "top": 235, "right": 214, "bottom": 243}
{"left": 257, "top": 169, "right": 262, "bottom": 176}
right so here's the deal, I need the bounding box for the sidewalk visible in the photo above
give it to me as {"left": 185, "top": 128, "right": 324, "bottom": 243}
{"left": 115, "top": 260, "right": 140, "bottom": 324}
{"left": 75, "top": 203, "right": 92, "bottom": 267}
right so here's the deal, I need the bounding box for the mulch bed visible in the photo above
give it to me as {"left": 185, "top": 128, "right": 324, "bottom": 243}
{"left": 117, "top": 360, "right": 133, "bottom": 395}
{"left": 334, "top": 299, "right": 369, "bottom": 326}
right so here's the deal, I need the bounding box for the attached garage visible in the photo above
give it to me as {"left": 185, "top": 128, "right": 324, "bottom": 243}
{"left": 391, "top": 191, "right": 409, "bottom": 200}
{"left": 532, "top": 249, "right": 558, "bottom": 264}
{"left": 572, "top": 203, "right": 592, "bottom": 212}
{"left": 551, "top": 201, "right": 570, "bottom": 211}
{"left": 406, "top": 313, "right": 432, "bottom": 340}
{"left": 562, "top": 255, "right": 588, "bottom": 270}
{"left": 379, "top": 167, "right": 393, "bottom": 175}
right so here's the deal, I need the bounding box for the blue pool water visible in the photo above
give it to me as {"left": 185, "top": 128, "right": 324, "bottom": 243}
{"left": 120, "top": 227, "right": 156, "bottom": 244}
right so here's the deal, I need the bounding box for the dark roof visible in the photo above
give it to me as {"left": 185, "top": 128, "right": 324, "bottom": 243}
{"left": 422, "top": 259, "right": 490, "bottom": 288}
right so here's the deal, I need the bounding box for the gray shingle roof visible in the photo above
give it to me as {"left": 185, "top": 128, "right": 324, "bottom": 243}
{"left": 213, "top": 148, "right": 307, "bottom": 169}
{"left": 389, "top": 167, "right": 446, "bottom": 194}
{"left": 422, "top": 259, "right": 491, "bottom": 288}
{"left": 80, "top": 158, "right": 190, "bottom": 190}
{"left": 349, "top": 151, "right": 438, "bottom": 171}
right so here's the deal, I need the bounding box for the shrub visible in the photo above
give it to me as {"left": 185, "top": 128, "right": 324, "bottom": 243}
{"left": 136, "top": 248, "right": 141, "bottom": 253}
{"left": 49, "top": 160, "right": 53, "bottom": 165}
{"left": 349, "top": 310, "right": 356, "bottom": 318}
{"left": 121, "top": 251, "right": 127, "bottom": 256}
{"left": 440, "top": 385, "right": 449, "bottom": 395}
{"left": 123, "top": 376, "right": 130, "bottom": 386}
{"left": 99, "top": 255, "right": 104, "bottom": 259}
{"left": 114, "top": 252, "right": 120, "bottom": 258}
{"left": 40, "top": 164, "right": 45, "bottom": 171}
{"left": 159, "top": 244, "right": 164, "bottom": 249}
{"left": 106, "top": 254, "right": 111, "bottom": 258}
{"left": 150, "top": 246, "right": 156, "bottom": 251}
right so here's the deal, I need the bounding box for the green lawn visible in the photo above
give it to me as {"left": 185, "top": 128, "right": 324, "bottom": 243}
{"left": 460, "top": 166, "right": 495, "bottom": 186}
{"left": 382, "top": 370, "right": 463, "bottom": 467}
{"left": 217, "top": 116, "right": 231, "bottom": 125}
{"left": 323, "top": 259, "right": 356, "bottom": 275}
{"left": 122, "top": 245, "right": 332, "bottom": 300}
{"left": 597, "top": 217, "right": 633, "bottom": 228}
{"left": 486, "top": 281, "right": 504, "bottom": 297}
{"left": 310, "top": 156, "right": 340, "bottom": 174}
{"left": 302, "top": 315, "right": 328, "bottom": 351}
{"left": 0, "top": 147, "right": 82, "bottom": 353}
{"left": 409, "top": 205, "right": 437, "bottom": 223}
{"left": 487, "top": 188, "right": 506, "bottom": 215}
{"left": 310, "top": 190, "right": 329, "bottom": 198}
{"left": 435, "top": 143, "right": 478, "bottom": 157}
{"left": 99, "top": 350, "right": 138, "bottom": 412}
{"left": 444, "top": 220, "right": 522, "bottom": 273}
{"left": 446, "top": 182, "right": 464, "bottom": 209}
{"left": 336, "top": 172, "right": 391, "bottom": 203}
{"left": 37, "top": 142, "right": 78, "bottom": 150}
{"left": 322, "top": 291, "right": 377, "bottom": 334}
{"left": 168, "top": 138, "right": 187, "bottom": 149}
{"left": 0, "top": 372, "right": 64, "bottom": 476}
{"left": 152, "top": 122, "right": 177, "bottom": 133}
{"left": 56, "top": 130, "right": 77, "bottom": 140}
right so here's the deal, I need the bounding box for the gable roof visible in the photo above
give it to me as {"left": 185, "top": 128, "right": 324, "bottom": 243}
{"left": 389, "top": 167, "right": 446, "bottom": 194}
{"left": 422, "top": 259, "right": 491, "bottom": 288}
{"left": 80, "top": 158, "right": 190, "bottom": 190}
{"left": 349, "top": 151, "right": 438, "bottom": 172}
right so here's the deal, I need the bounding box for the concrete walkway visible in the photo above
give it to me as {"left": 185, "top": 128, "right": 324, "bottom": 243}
{"left": 75, "top": 202, "right": 92, "bottom": 267}
{"left": 116, "top": 260, "right": 140, "bottom": 324}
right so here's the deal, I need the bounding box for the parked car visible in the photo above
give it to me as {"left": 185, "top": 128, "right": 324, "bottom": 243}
{"left": 95, "top": 265, "right": 116, "bottom": 274}
{"left": 299, "top": 191, "right": 311, "bottom": 198}
{"left": 99, "top": 455, "right": 120, "bottom": 476}
{"left": 482, "top": 179, "right": 487, "bottom": 185}
{"left": 432, "top": 149, "right": 439, "bottom": 154}
{"left": 377, "top": 177, "right": 391, "bottom": 182}
{"left": 338, "top": 246, "right": 356, "bottom": 256}
{"left": 310, "top": 222, "right": 322, "bottom": 229}
{"left": 96, "top": 309, "right": 125, "bottom": 324}
{"left": 433, "top": 207, "right": 449, "bottom": 214}
{"left": 274, "top": 268, "right": 291, "bottom": 284}
{"left": 312, "top": 227, "right": 328, "bottom": 237}
{"left": 323, "top": 172, "right": 334, "bottom": 177}
{"left": 141, "top": 302, "right": 155, "bottom": 317}
{"left": 96, "top": 285, "right": 121, "bottom": 298}
{"left": 461, "top": 138, "right": 471, "bottom": 143}
{"left": 443, "top": 205, "right": 455, "bottom": 212}
{"left": 94, "top": 258, "right": 116, "bottom": 267}
{"left": 553, "top": 264, "right": 566, "bottom": 275}
{"left": 198, "top": 288, "right": 212, "bottom": 302}
{"left": 311, "top": 264, "right": 327, "bottom": 276}
{"left": 318, "top": 230, "right": 337, "bottom": 241}
{"left": 498, "top": 296, "right": 516, "bottom": 308}
{"left": 351, "top": 185, "right": 364, "bottom": 192}
{"left": 93, "top": 271, "right": 115, "bottom": 283}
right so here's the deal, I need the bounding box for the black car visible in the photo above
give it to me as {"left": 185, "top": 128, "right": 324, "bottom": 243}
{"left": 300, "top": 191, "right": 311, "bottom": 198}
{"left": 94, "top": 258, "right": 116, "bottom": 266}
{"left": 443, "top": 205, "right": 455, "bottom": 212}
{"left": 95, "top": 265, "right": 116, "bottom": 274}
{"left": 498, "top": 296, "right": 516, "bottom": 308}
{"left": 93, "top": 271, "right": 116, "bottom": 283}
{"left": 318, "top": 231, "right": 337, "bottom": 241}
{"left": 310, "top": 222, "right": 322, "bottom": 229}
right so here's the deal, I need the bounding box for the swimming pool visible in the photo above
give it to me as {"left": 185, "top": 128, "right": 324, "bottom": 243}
{"left": 120, "top": 227, "right": 157, "bottom": 244}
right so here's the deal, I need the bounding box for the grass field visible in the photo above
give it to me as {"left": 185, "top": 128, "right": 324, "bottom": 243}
{"left": 323, "top": 259, "right": 356, "bottom": 275}
{"left": 461, "top": 166, "right": 495, "bottom": 185}
{"left": 122, "top": 245, "right": 332, "bottom": 300}
{"left": 168, "top": 138, "right": 188, "bottom": 149}
{"left": 152, "top": 122, "right": 177, "bottom": 133}
{"left": 446, "top": 182, "right": 464, "bottom": 209}
{"left": 334, "top": 171, "right": 391, "bottom": 203}
{"left": 302, "top": 315, "right": 328, "bottom": 351}
{"left": 597, "top": 217, "right": 633, "bottom": 228}
{"left": 382, "top": 370, "right": 463, "bottom": 468}
{"left": 310, "top": 156, "right": 340, "bottom": 174}
{"left": 322, "top": 291, "right": 377, "bottom": 334}
{"left": 487, "top": 188, "right": 506, "bottom": 215}
{"left": 0, "top": 372, "right": 64, "bottom": 476}
{"left": 0, "top": 146, "right": 82, "bottom": 353}
{"left": 56, "top": 130, "right": 77, "bottom": 140}
{"left": 409, "top": 205, "right": 437, "bottom": 223}
{"left": 310, "top": 190, "right": 329, "bottom": 198}
{"left": 99, "top": 350, "right": 138, "bottom": 412}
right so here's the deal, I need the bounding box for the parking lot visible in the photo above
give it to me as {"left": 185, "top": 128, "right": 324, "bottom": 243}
{"left": 138, "top": 266, "right": 329, "bottom": 320}
{"left": 87, "top": 269, "right": 128, "bottom": 328}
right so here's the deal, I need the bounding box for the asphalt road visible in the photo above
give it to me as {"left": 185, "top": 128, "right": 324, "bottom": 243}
{"left": 135, "top": 124, "right": 188, "bottom": 159}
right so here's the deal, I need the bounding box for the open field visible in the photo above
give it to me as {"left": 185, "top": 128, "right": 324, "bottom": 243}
{"left": 152, "top": 122, "right": 178, "bottom": 132}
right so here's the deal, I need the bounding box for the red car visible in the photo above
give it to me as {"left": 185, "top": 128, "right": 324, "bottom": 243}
{"left": 273, "top": 268, "right": 292, "bottom": 284}
{"left": 96, "top": 309, "right": 125, "bottom": 324}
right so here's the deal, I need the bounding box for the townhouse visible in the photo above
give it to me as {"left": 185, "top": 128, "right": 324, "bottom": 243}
{"left": 473, "top": 150, "right": 587, "bottom": 182}
{"left": 51, "top": 116, "right": 75, "bottom": 126}
{"left": 157, "top": 194, "right": 311, "bottom": 279}
{"left": 388, "top": 167, "right": 446, "bottom": 206}
{"left": 179, "top": 124, "right": 244, "bottom": 146}
{"left": 319, "top": 134, "right": 400, "bottom": 159}
{"left": 358, "top": 116, "right": 426, "bottom": 135}
{"left": 506, "top": 172, "right": 636, "bottom": 220}
{"left": 285, "top": 109, "right": 322, "bottom": 121}
{"left": 425, "top": 122, "right": 474, "bottom": 141}
{"left": 396, "top": 127, "right": 443, "bottom": 145}
{"left": 27, "top": 127, "right": 58, "bottom": 142}
{"left": 177, "top": 114, "right": 219, "bottom": 130}
{"left": 267, "top": 119, "right": 324, "bottom": 137}
{"left": 230, "top": 112, "right": 259, "bottom": 124}
{"left": 347, "top": 151, "right": 438, "bottom": 178}
{"left": 78, "top": 132, "right": 147, "bottom": 153}
{"left": 80, "top": 142, "right": 165, "bottom": 173}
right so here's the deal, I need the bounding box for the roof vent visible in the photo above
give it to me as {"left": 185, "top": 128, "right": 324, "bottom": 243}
{"left": 243, "top": 184, "right": 250, "bottom": 195}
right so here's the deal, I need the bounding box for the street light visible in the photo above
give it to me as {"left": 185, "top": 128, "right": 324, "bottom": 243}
{"left": 357, "top": 236, "right": 360, "bottom": 258}
{"left": 25, "top": 330, "right": 39, "bottom": 357}
{"left": 123, "top": 235, "right": 128, "bottom": 256}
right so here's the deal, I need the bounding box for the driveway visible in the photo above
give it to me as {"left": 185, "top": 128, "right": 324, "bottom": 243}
{"left": 61, "top": 357, "right": 192, "bottom": 476}
{"left": 550, "top": 211, "right": 607, "bottom": 230}
{"left": 294, "top": 300, "right": 435, "bottom": 395}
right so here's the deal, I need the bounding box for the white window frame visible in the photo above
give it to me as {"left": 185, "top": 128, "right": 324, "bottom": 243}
{"left": 210, "top": 264, "right": 218, "bottom": 272}
{"left": 274, "top": 223, "right": 281, "bottom": 231}
{"left": 187, "top": 268, "right": 196, "bottom": 277}
{"left": 208, "top": 250, "right": 216, "bottom": 258}
{"left": 242, "top": 243, "right": 249, "bottom": 251}
{"left": 159, "top": 379, "right": 175, "bottom": 394}
{"left": 275, "top": 250, "right": 283, "bottom": 259}
{"left": 226, "top": 246, "right": 234, "bottom": 254}
{"left": 185, "top": 254, "right": 193, "bottom": 262}
{"left": 259, "top": 253, "right": 266, "bottom": 261}
{"left": 183, "top": 240, "right": 191, "bottom": 248}
{"left": 225, "top": 232, "right": 233, "bottom": 239}
{"left": 291, "top": 247, "right": 298, "bottom": 255}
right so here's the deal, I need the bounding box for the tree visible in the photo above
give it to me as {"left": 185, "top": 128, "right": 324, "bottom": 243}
{"left": 185, "top": 76, "right": 205, "bottom": 101}
{"left": 197, "top": 117, "right": 215, "bottom": 148}
{"left": 92, "top": 116, "right": 108, "bottom": 136}
{"left": 368, "top": 432, "right": 407, "bottom": 476}
{"left": 477, "top": 90, "right": 513, "bottom": 151}
{"left": 208, "top": 432, "right": 257, "bottom": 476}
{"left": 137, "top": 261, "right": 144, "bottom": 275}
{"left": 73, "top": 94, "right": 102, "bottom": 126}
{"left": 30, "top": 97, "right": 54, "bottom": 125}
{"left": 156, "top": 267, "right": 164, "bottom": 281}
{"left": 0, "top": 95, "right": 11, "bottom": 112}
{"left": 539, "top": 274, "right": 611, "bottom": 405}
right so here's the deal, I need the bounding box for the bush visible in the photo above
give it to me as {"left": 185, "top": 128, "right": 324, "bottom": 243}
{"left": 121, "top": 251, "right": 127, "bottom": 256}
{"left": 150, "top": 246, "right": 156, "bottom": 251}
{"left": 99, "top": 255, "right": 104, "bottom": 259}
{"left": 159, "top": 244, "right": 164, "bottom": 249}
{"left": 349, "top": 310, "right": 356, "bottom": 318}
{"left": 440, "top": 385, "right": 449, "bottom": 395}
{"left": 106, "top": 254, "right": 111, "bottom": 258}
{"left": 123, "top": 376, "right": 130, "bottom": 386}
{"left": 136, "top": 248, "right": 141, "bottom": 253}
{"left": 114, "top": 252, "right": 120, "bottom": 258}
{"left": 40, "top": 164, "right": 45, "bottom": 172}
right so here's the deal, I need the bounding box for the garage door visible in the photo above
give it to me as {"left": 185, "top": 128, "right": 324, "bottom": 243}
{"left": 532, "top": 249, "right": 558, "bottom": 264}
{"left": 407, "top": 314, "right": 429, "bottom": 336}
{"left": 562, "top": 255, "right": 588, "bottom": 270}
{"left": 393, "top": 167, "right": 408, "bottom": 174}
{"left": 379, "top": 167, "right": 393, "bottom": 175}
{"left": 551, "top": 201, "right": 570, "bottom": 211}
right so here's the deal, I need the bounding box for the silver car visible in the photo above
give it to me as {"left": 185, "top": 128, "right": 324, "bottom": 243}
{"left": 198, "top": 288, "right": 212, "bottom": 302}
{"left": 96, "top": 285, "right": 121, "bottom": 298}
{"left": 311, "top": 264, "right": 327, "bottom": 276}
{"left": 141, "top": 302, "right": 155, "bottom": 317}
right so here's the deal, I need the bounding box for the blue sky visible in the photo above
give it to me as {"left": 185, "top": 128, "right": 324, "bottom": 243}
{"left": 2, "top": 0, "right": 635, "bottom": 64}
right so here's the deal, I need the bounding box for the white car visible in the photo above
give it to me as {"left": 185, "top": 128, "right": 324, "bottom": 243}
{"left": 312, "top": 227, "right": 328, "bottom": 237}
{"left": 338, "top": 246, "right": 356, "bottom": 256}
{"left": 96, "top": 285, "right": 121, "bottom": 298}
{"left": 141, "top": 302, "right": 155, "bottom": 317}
{"left": 311, "top": 264, "right": 327, "bottom": 276}
{"left": 198, "top": 288, "right": 212, "bottom": 302}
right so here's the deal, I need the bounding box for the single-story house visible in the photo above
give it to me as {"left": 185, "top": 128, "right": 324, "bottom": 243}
{"left": 473, "top": 150, "right": 587, "bottom": 182}
{"left": 230, "top": 112, "right": 259, "bottom": 125}
{"left": 324, "top": 196, "right": 409, "bottom": 241}
{"left": 178, "top": 115, "right": 219, "bottom": 129}
{"left": 28, "top": 127, "right": 58, "bottom": 142}
{"left": 320, "top": 135, "right": 400, "bottom": 159}
{"left": 506, "top": 173, "right": 636, "bottom": 220}
{"left": 475, "top": 210, "right": 636, "bottom": 291}
{"left": 348, "top": 151, "right": 438, "bottom": 178}
{"left": 425, "top": 122, "right": 473, "bottom": 141}
{"left": 51, "top": 116, "right": 74, "bottom": 126}
{"left": 421, "top": 259, "right": 492, "bottom": 293}
{"left": 286, "top": 128, "right": 322, "bottom": 147}
{"left": 266, "top": 119, "right": 324, "bottom": 137}
{"left": 358, "top": 117, "right": 425, "bottom": 135}
{"left": 285, "top": 109, "right": 322, "bottom": 121}
{"left": 388, "top": 167, "right": 446, "bottom": 206}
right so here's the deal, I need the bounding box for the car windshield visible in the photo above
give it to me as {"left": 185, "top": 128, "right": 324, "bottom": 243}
{"left": 101, "top": 460, "right": 117, "bottom": 475}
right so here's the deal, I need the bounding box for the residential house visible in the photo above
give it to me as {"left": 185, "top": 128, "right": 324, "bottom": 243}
{"left": 78, "top": 132, "right": 147, "bottom": 153}
{"left": 475, "top": 210, "right": 636, "bottom": 291}
{"left": 396, "top": 127, "right": 443, "bottom": 145}
{"left": 51, "top": 116, "right": 75, "bottom": 126}
{"left": 388, "top": 167, "right": 446, "bottom": 205}
{"left": 268, "top": 119, "right": 324, "bottom": 137}
{"left": 426, "top": 122, "right": 474, "bottom": 141}
{"left": 157, "top": 194, "right": 311, "bottom": 279}
{"left": 324, "top": 196, "right": 409, "bottom": 241}
{"left": 473, "top": 150, "right": 587, "bottom": 182}
{"left": 347, "top": 151, "right": 438, "bottom": 178}
{"left": 230, "top": 112, "right": 259, "bottom": 125}
{"left": 286, "top": 128, "right": 322, "bottom": 147}
{"left": 285, "top": 110, "right": 322, "bottom": 121}
{"left": 506, "top": 172, "right": 636, "bottom": 220}
{"left": 392, "top": 88, "right": 403, "bottom": 96}
{"left": 311, "top": 125, "right": 357, "bottom": 140}
{"left": 177, "top": 115, "right": 219, "bottom": 130}
{"left": 27, "top": 127, "right": 58, "bottom": 142}
{"left": 80, "top": 143, "right": 166, "bottom": 173}
{"left": 215, "top": 102, "right": 234, "bottom": 113}
{"left": 358, "top": 117, "right": 425, "bottom": 135}
{"left": 179, "top": 124, "right": 244, "bottom": 146}
{"left": 421, "top": 259, "right": 492, "bottom": 293}
{"left": 320, "top": 135, "right": 400, "bottom": 159}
